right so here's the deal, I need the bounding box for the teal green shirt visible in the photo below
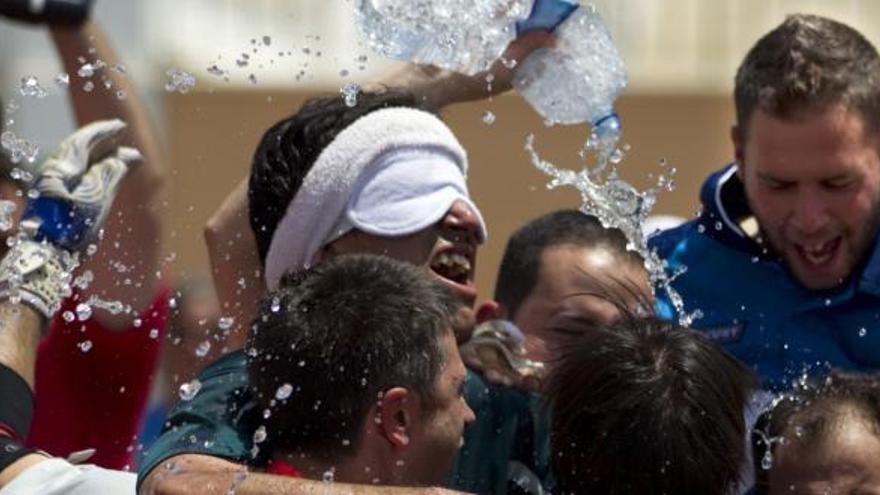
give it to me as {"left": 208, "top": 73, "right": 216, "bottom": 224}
{"left": 137, "top": 351, "right": 549, "bottom": 494}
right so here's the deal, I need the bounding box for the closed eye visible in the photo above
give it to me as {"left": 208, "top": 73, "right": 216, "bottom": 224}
{"left": 761, "top": 177, "right": 795, "bottom": 190}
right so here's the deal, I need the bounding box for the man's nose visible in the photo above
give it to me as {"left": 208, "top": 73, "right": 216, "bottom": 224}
{"left": 790, "top": 192, "right": 831, "bottom": 236}
{"left": 441, "top": 200, "right": 483, "bottom": 244}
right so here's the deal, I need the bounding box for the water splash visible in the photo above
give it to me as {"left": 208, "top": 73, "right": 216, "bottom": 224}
{"left": 165, "top": 68, "right": 197, "bottom": 94}
{"left": 19, "top": 76, "right": 48, "bottom": 98}
{"left": 524, "top": 131, "right": 701, "bottom": 327}
{"left": 1, "top": 130, "right": 40, "bottom": 164}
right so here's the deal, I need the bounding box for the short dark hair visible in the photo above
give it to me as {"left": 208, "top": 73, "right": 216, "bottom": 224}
{"left": 246, "top": 254, "right": 457, "bottom": 462}
{"left": 545, "top": 315, "right": 756, "bottom": 495}
{"left": 735, "top": 14, "right": 880, "bottom": 135}
{"left": 494, "top": 209, "right": 643, "bottom": 318}
{"left": 752, "top": 371, "right": 880, "bottom": 494}
{"left": 248, "top": 89, "right": 428, "bottom": 264}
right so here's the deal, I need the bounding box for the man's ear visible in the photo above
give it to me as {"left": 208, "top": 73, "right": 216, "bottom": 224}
{"left": 377, "top": 387, "right": 415, "bottom": 449}
{"left": 475, "top": 300, "right": 505, "bottom": 324}
{"left": 731, "top": 124, "right": 745, "bottom": 176}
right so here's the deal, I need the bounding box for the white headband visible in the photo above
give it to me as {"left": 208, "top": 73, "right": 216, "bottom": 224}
{"left": 264, "top": 107, "right": 486, "bottom": 290}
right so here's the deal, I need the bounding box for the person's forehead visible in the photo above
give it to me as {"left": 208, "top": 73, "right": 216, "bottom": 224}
{"left": 533, "top": 244, "right": 646, "bottom": 297}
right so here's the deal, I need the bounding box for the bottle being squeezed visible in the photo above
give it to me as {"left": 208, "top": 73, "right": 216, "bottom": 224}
{"left": 514, "top": 0, "right": 627, "bottom": 148}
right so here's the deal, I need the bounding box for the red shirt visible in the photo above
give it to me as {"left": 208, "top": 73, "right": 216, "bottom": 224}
{"left": 27, "top": 288, "right": 169, "bottom": 469}
{"left": 267, "top": 459, "right": 303, "bottom": 478}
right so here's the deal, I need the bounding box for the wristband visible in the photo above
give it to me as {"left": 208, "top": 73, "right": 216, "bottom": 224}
{"left": 0, "top": 363, "right": 34, "bottom": 442}
{"left": 0, "top": 436, "right": 38, "bottom": 475}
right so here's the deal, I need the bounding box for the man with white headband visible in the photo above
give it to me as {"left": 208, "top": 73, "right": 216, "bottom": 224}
{"left": 261, "top": 99, "right": 486, "bottom": 303}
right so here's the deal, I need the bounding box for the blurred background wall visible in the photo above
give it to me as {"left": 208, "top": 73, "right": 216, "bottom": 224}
{"left": 0, "top": 0, "right": 876, "bottom": 300}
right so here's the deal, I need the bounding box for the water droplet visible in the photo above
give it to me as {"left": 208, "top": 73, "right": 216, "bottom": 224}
{"left": 481, "top": 110, "right": 496, "bottom": 125}
{"left": 714, "top": 221, "right": 723, "bottom": 231}
{"left": 78, "top": 340, "right": 93, "bottom": 353}
{"left": 248, "top": 74, "right": 258, "bottom": 85}
{"left": 83, "top": 81, "right": 95, "bottom": 93}
{"left": 859, "top": 327, "right": 867, "bottom": 337}
{"left": 55, "top": 73, "right": 70, "bottom": 87}
{"left": 339, "top": 69, "right": 350, "bottom": 77}
{"left": 132, "top": 318, "right": 142, "bottom": 328}
{"left": 262, "top": 35, "right": 272, "bottom": 46}
{"left": 178, "top": 379, "right": 202, "bottom": 401}
{"left": 218, "top": 316, "right": 235, "bottom": 331}
{"left": 275, "top": 383, "right": 293, "bottom": 400}
{"left": 252, "top": 425, "right": 267, "bottom": 444}
{"left": 761, "top": 451, "right": 773, "bottom": 470}
{"left": 77, "top": 63, "right": 96, "bottom": 78}
{"left": 149, "top": 328, "right": 159, "bottom": 339}
{"left": 19, "top": 76, "right": 48, "bottom": 98}
{"left": 165, "top": 68, "right": 197, "bottom": 94}
{"left": 62, "top": 311, "right": 76, "bottom": 323}
{"left": 322, "top": 468, "right": 335, "bottom": 483}
{"left": 340, "top": 83, "right": 360, "bottom": 107}
{"left": 270, "top": 297, "right": 281, "bottom": 313}
{"left": 206, "top": 64, "right": 225, "bottom": 77}
{"left": 195, "top": 340, "right": 211, "bottom": 357}
{"left": 75, "top": 303, "right": 92, "bottom": 321}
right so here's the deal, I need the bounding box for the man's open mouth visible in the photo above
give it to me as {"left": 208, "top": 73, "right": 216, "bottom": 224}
{"left": 794, "top": 237, "right": 841, "bottom": 267}
{"left": 430, "top": 251, "right": 473, "bottom": 286}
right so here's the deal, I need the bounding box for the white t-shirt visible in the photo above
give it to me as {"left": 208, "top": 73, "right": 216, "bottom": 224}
{"left": 0, "top": 458, "right": 135, "bottom": 494}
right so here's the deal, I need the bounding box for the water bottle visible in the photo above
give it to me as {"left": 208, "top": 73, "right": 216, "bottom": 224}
{"left": 354, "top": 0, "right": 534, "bottom": 75}
{"left": 513, "top": 1, "right": 627, "bottom": 144}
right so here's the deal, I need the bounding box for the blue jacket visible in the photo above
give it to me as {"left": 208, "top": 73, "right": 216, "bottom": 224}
{"left": 650, "top": 164, "right": 880, "bottom": 390}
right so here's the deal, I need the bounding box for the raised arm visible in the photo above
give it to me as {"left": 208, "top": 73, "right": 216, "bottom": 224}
{"left": 203, "top": 179, "right": 264, "bottom": 353}
{"left": 377, "top": 31, "right": 552, "bottom": 111}
{"left": 51, "top": 20, "right": 166, "bottom": 328}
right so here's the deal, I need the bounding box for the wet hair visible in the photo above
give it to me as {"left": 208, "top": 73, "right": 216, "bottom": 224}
{"left": 545, "top": 315, "right": 757, "bottom": 495}
{"left": 735, "top": 14, "right": 880, "bottom": 135}
{"left": 248, "top": 89, "right": 429, "bottom": 265}
{"left": 494, "top": 209, "right": 643, "bottom": 318}
{"left": 752, "top": 371, "right": 880, "bottom": 494}
{"left": 246, "top": 253, "right": 458, "bottom": 462}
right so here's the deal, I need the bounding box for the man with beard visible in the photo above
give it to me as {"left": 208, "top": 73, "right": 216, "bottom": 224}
{"left": 652, "top": 14, "right": 880, "bottom": 389}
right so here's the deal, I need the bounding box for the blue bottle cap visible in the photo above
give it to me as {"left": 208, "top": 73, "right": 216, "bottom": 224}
{"left": 516, "top": 0, "right": 579, "bottom": 34}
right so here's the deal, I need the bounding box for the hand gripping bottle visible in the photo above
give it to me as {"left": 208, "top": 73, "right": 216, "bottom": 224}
{"left": 514, "top": 1, "right": 626, "bottom": 145}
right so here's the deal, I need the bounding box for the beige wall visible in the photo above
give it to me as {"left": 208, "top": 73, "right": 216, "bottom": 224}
{"left": 164, "top": 91, "right": 735, "bottom": 300}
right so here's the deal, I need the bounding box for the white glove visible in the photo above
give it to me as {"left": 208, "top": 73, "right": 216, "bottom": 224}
{"left": 21, "top": 119, "right": 141, "bottom": 251}
{"left": 0, "top": 120, "right": 140, "bottom": 319}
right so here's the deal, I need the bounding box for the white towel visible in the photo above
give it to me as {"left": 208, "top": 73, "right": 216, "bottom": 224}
{"left": 265, "top": 107, "right": 486, "bottom": 290}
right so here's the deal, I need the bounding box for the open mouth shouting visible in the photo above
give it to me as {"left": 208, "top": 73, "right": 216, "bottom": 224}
{"left": 794, "top": 237, "right": 841, "bottom": 267}
{"left": 429, "top": 244, "right": 477, "bottom": 306}
{"left": 794, "top": 236, "right": 841, "bottom": 269}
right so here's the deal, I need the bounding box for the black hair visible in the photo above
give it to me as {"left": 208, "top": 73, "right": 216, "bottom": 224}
{"left": 545, "top": 314, "right": 757, "bottom": 495}
{"left": 246, "top": 253, "right": 458, "bottom": 462}
{"left": 248, "top": 89, "right": 429, "bottom": 264}
{"left": 494, "top": 209, "right": 643, "bottom": 318}
{"left": 735, "top": 14, "right": 880, "bottom": 135}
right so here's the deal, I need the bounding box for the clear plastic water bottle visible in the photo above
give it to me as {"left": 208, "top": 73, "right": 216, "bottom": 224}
{"left": 354, "top": 0, "right": 534, "bottom": 75}
{"left": 513, "top": 2, "right": 627, "bottom": 143}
